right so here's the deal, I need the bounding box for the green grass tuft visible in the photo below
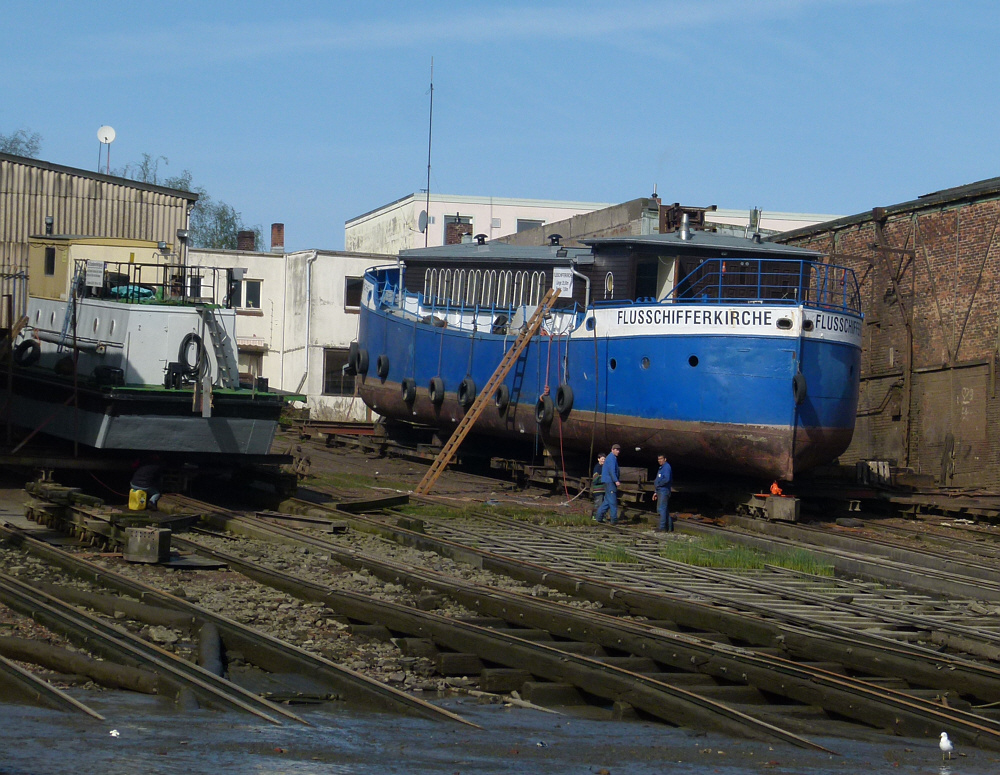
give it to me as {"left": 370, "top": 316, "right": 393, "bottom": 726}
{"left": 659, "top": 535, "right": 833, "bottom": 574}
{"left": 591, "top": 544, "right": 641, "bottom": 564}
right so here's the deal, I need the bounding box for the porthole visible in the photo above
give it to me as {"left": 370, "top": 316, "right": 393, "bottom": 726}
{"left": 641, "top": 357, "right": 650, "bottom": 370}
{"left": 688, "top": 355, "right": 699, "bottom": 367}
{"left": 609, "top": 358, "right": 617, "bottom": 371}
{"left": 802, "top": 320, "right": 814, "bottom": 331}
{"left": 109, "top": 319, "right": 116, "bottom": 335}
{"left": 777, "top": 318, "right": 792, "bottom": 330}
{"left": 93, "top": 318, "right": 100, "bottom": 333}
{"left": 34, "top": 310, "right": 40, "bottom": 323}
{"left": 49, "top": 311, "right": 56, "bottom": 325}
{"left": 585, "top": 317, "right": 596, "bottom": 331}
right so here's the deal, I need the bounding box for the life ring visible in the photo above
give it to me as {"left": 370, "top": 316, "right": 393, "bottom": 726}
{"left": 535, "top": 394, "right": 554, "bottom": 425}
{"left": 376, "top": 354, "right": 390, "bottom": 380}
{"left": 400, "top": 378, "right": 416, "bottom": 404}
{"left": 555, "top": 383, "right": 574, "bottom": 414}
{"left": 793, "top": 372, "right": 807, "bottom": 405}
{"left": 457, "top": 377, "right": 477, "bottom": 408}
{"left": 494, "top": 384, "right": 510, "bottom": 415}
{"left": 429, "top": 376, "right": 445, "bottom": 406}
{"left": 178, "top": 333, "right": 205, "bottom": 377}
{"left": 355, "top": 348, "right": 369, "bottom": 376}
{"left": 346, "top": 342, "right": 359, "bottom": 375}
{"left": 13, "top": 339, "right": 40, "bottom": 367}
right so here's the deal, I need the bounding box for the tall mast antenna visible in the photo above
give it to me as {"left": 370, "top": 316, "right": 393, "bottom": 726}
{"left": 425, "top": 57, "right": 434, "bottom": 247}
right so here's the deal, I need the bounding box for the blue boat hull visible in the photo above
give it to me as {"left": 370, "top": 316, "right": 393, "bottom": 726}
{"left": 356, "top": 295, "right": 860, "bottom": 480}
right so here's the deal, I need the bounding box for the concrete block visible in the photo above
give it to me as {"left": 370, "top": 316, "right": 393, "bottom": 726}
{"left": 766, "top": 495, "right": 800, "bottom": 522}
{"left": 123, "top": 527, "right": 171, "bottom": 563}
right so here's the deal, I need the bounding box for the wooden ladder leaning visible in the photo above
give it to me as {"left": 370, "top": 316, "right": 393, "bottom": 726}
{"left": 414, "top": 287, "right": 561, "bottom": 496}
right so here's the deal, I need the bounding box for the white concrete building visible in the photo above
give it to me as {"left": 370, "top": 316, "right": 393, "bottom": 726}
{"left": 186, "top": 246, "right": 390, "bottom": 421}
{"left": 345, "top": 193, "right": 615, "bottom": 254}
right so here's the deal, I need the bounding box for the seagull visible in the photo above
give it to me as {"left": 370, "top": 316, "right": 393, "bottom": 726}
{"left": 940, "top": 731, "right": 954, "bottom": 761}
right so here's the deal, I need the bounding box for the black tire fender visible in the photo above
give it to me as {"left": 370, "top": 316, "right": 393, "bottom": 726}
{"left": 429, "top": 376, "right": 445, "bottom": 405}
{"left": 13, "top": 338, "right": 40, "bottom": 367}
{"left": 555, "top": 383, "right": 574, "bottom": 414}
{"left": 793, "top": 372, "right": 807, "bottom": 405}
{"left": 346, "top": 342, "right": 359, "bottom": 375}
{"left": 494, "top": 384, "right": 510, "bottom": 415}
{"left": 535, "top": 394, "right": 554, "bottom": 425}
{"left": 355, "top": 348, "right": 369, "bottom": 376}
{"left": 376, "top": 354, "right": 390, "bottom": 380}
{"left": 401, "top": 378, "right": 416, "bottom": 404}
{"left": 457, "top": 377, "right": 477, "bottom": 408}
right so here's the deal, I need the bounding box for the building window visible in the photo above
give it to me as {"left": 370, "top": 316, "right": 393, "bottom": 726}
{"left": 516, "top": 219, "right": 543, "bottom": 233}
{"left": 324, "top": 348, "right": 356, "bottom": 395}
{"left": 345, "top": 277, "right": 363, "bottom": 311}
{"left": 231, "top": 279, "right": 262, "bottom": 309}
{"left": 44, "top": 247, "right": 55, "bottom": 276}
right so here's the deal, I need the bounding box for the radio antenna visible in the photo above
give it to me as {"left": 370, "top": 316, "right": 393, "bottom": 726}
{"left": 424, "top": 57, "right": 434, "bottom": 247}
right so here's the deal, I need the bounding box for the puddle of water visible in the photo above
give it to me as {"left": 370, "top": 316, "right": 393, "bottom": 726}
{"left": 1, "top": 692, "right": 998, "bottom": 774}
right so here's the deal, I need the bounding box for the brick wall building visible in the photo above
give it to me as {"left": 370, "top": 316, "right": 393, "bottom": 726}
{"left": 777, "top": 178, "right": 1000, "bottom": 489}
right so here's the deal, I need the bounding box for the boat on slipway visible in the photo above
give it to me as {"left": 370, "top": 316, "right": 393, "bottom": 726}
{"left": 351, "top": 216, "right": 863, "bottom": 480}
{"left": 7, "top": 243, "right": 287, "bottom": 458}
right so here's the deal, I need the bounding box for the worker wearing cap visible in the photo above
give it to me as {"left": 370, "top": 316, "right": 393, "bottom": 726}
{"left": 595, "top": 444, "right": 621, "bottom": 525}
{"left": 653, "top": 453, "right": 673, "bottom": 532}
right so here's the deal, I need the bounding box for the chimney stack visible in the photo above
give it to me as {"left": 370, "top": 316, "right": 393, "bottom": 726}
{"left": 271, "top": 223, "right": 284, "bottom": 254}
{"left": 237, "top": 230, "right": 256, "bottom": 251}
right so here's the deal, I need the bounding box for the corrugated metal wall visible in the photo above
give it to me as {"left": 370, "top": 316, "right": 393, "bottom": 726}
{"left": 0, "top": 154, "right": 194, "bottom": 324}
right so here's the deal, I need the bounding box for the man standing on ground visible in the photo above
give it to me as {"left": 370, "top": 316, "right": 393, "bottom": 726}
{"left": 591, "top": 454, "right": 606, "bottom": 519}
{"left": 595, "top": 444, "right": 621, "bottom": 525}
{"left": 653, "top": 453, "right": 673, "bottom": 532}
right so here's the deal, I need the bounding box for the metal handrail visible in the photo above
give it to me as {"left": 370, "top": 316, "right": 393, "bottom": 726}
{"left": 73, "top": 259, "right": 230, "bottom": 307}
{"left": 667, "top": 258, "right": 862, "bottom": 314}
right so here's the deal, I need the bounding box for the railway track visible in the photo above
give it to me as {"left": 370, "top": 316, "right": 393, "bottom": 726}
{"left": 15, "top": 446, "right": 1000, "bottom": 752}
{"left": 165, "top": 492, "right": 1000, "bottom": 750}
{"left": 0, "top": 518, "right": 475, "bottom": 727}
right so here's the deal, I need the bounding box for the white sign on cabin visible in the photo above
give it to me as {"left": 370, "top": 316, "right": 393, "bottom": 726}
{"left": 85, "top": 260, "right": 106, "bottom": 289}
{"left": 553, "top": 267, "right": 574, "bottom": 297}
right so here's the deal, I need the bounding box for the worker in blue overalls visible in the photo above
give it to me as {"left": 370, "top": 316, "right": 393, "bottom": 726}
{"left": 653, "top": 453, "right": 673, "bottom": 532}
{"left": 595, "top": 444, "right": 621, "bottom": 525}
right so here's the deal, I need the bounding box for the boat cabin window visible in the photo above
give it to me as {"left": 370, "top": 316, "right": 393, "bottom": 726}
{"left": 345, "top": 276, "right": 363, "bottom": 311}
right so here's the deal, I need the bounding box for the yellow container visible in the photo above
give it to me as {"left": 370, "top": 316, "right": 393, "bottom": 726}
{"left": 128, "top": 488, "right": 147, "bottom": 511}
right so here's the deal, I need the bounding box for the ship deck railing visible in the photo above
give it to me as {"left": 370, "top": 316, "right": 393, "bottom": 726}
{"left": 72, "top": 259, "right": 233, "bottom": 308}
{"left": 662, "top": 258, "right": 862, "bottom": 315}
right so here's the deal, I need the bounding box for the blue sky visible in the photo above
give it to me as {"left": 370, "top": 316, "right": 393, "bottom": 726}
{"left": 3, "top": 0, "right": 998, "bottom": 251}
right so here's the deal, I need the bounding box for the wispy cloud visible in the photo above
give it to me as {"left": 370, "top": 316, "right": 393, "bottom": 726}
{"left": 15, "top": 0, "right": 893, "bottom": 80}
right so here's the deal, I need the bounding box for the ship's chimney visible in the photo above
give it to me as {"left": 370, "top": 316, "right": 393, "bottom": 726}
{"left": 237, "top": 230, "right": 256, "bottom": 251}
{"left": 271, "top": 223, "right": 284, "bottom": 254}
{"left": 679, "top": 213, "right": 690, "bottom": 240}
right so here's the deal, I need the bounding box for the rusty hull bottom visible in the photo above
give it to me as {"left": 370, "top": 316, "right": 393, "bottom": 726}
{"left": 360, "top": 382, "right": 854, "bottom": 481}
